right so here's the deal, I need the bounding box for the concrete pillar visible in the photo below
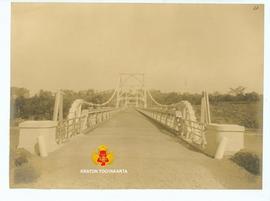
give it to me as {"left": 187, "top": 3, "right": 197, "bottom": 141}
{"left": 200, "top": 91, "right": 211, "bottom": 124}
{"left": 136, "top": 92, "right": 138, "bottom": 107}
{"left": 143, "top": 89, "right": 147, "bottom": 108}
{"left": 116, "top": 91, "right": 120, "bottom": 108}
{"left": 53, "top": 91, "right": 60, "bottom": 121}
{"left": 214, "top": 136, "right": 228, "bottom": 159}
{"left": 204, "top": 123, "right": 245, "bottom": 157}
{"left": 53, "top": 90, "right": 63, "bottom": 121}
{"left": 38, "top": 135, "right": 48, "bottom": 157}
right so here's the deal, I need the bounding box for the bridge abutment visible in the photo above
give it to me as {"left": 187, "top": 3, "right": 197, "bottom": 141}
{"left": 205, "top": 123, "right": 245, "bottom": 157}
{"left": 18, "top": 120, "right": 59, "bottom": 156}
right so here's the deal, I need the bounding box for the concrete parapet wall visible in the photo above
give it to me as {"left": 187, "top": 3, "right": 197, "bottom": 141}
{"left": 17, "top": 108, "right": 121, "bottom": 157}
{"left": 18, "top": 121, "right": 59, "bottom": 155}
{"left": 205, "top": 123, "right": 245, "bottom": 157}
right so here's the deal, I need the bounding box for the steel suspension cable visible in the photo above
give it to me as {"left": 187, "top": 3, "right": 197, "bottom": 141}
{"left": 82, "top": 88, "right": 118, "bottom": 107}
{"left": 147, "top": 89, "right": 175, "bottom": 107}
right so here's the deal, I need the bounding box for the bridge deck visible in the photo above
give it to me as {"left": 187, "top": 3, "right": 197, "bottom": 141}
{"left": 14, "top": 108, "right": 260, "bottom": 188}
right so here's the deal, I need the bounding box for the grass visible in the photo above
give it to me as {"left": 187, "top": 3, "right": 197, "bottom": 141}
{"left": 10, "top": 128, "right": 42, "bottom": 185}
{"left": 10, "top": 127, "right": 20, "bottom": 169}
{"left": 11, "top": 148, "right": 41, "bottom": 184}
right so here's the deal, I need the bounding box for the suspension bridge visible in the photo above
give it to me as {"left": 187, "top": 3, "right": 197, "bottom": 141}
{"left": 13, "top": 73, "right": 260, "bottom": 189}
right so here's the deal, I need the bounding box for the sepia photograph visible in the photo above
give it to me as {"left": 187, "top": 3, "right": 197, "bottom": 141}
{"left": 9, "top": 3, "right": 264, "bottom": 189}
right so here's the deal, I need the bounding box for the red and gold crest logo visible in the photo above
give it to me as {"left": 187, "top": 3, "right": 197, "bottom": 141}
{"left": 92, "top": 145, "right": 114, "bottom": 166}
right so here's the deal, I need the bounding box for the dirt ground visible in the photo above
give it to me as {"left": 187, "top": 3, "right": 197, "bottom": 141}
{"left": 10, "top": 109, "right": 262, "bottom": 189}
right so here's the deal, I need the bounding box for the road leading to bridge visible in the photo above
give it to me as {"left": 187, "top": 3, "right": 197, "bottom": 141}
{"left": 13, "top": 108, "right": 261, "bottom": 189}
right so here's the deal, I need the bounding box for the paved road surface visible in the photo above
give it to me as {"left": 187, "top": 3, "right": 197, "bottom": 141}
{"left": 12, "top": 108, "right": 261, "bottom": 189}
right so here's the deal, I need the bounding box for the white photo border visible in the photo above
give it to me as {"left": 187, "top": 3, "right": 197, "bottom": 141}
{"left": 0, "top": 1, "right": 269, "bottom": 201}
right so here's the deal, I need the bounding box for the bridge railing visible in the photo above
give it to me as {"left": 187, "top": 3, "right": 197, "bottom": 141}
{"left": 136, "top": 107, "right": 207, "bottom": 150}
{"left": 55, "top": 108, "right": 119, "bottom": 144}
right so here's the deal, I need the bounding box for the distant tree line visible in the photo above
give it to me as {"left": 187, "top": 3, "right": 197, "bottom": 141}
{"left": 149, "top": 87, "right": 262, "bottom": 106}
{"left": 11, "top": 90, "right": 54, "bottom": 121}
{"left": 10, "top": 86, "right": 262, "bottom": 122}
{"left": 10, "top": 87, "right": 114, "bottom": 121}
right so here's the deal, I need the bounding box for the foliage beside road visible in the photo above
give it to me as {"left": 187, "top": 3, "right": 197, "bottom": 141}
{"left": 231, "top": 150, "right": 261, "bottom": 175}
{"left": 10, "top": 88, "right": 115, "bottom": 122}
{"left": 11, "top": 87, "right": 263, "bottom": 128}
{"left": 193, "top": 101, "right": 263, "bottom": 129}
{"left": 150, "top": 89, "right": 263, "bottom": 129}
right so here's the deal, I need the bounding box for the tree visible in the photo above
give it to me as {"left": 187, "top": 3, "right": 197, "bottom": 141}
{"left": 245, "top": 92, "right": 260, "bottom": 102}
{"left": 11, "top": 87, "right": 30, "bottom": 99}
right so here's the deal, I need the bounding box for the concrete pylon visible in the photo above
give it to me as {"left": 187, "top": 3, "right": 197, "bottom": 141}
{"left": 53, "top": 90, "right": 63, "bottom": 121}
{"left": 143, "top": 88, "right": 147, "bottom": 108}
{"left": 116, "top": 90, "right": 120, "bottom": 108}
{"left": 136, "top": 92, "right": 138, "bottom": 107}
{"left": 125, "top": 91, "right": 128, "bottom": 106}
{"left": 200, "top": 90, "right": 211, "bottom": 124}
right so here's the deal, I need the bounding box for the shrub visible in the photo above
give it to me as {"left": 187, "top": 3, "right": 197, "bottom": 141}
{"left": 231, "top": 150, "right": 261, "bottom": 175}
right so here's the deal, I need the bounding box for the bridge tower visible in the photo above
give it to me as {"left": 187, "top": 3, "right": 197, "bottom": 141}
{"left": 116, "top": 73, "right": 147, "bottom": 108}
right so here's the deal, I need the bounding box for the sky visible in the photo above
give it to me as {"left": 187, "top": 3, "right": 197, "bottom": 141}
{"left": 11, "top": 3, "right": 264, "bottom": 95}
